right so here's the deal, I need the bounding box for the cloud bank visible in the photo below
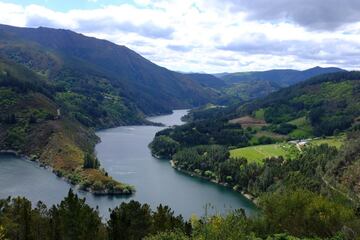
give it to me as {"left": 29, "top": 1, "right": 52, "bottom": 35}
{"left": 0, "top": 0, "right": 360, "bottom": 72}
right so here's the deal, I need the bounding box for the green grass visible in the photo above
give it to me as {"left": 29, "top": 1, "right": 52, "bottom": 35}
{"left": 230, "top": 136, "right": 344, "bottom": 164}
{"left": 230, "top": 144, "right": 290, "bottom": 164}
{"left": 288, "top": 117, "right": 313, "bottom": 139}
{"left": 309, "top": 136, "right": 344, "bottom": 149}
{"left": 254, "top": 108, "right": 265, "bottom": 120}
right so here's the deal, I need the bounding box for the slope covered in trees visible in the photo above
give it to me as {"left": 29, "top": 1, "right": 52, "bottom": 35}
{"left": 236, "top": 71, "right": 360, "bottom": 136}
{"left": 0, "top": 24, "right": 219, "bottom": 128}
{"left": 150, "top": 71, "right": 360, "bottom": 200}
{"left": 220, "top": 67, "right": 345, "bottom": 100}
{"left": 0, "top": 59, "right": 132, "bottom": 194}
{"left": 0, "top": 24, "right": 225, "bottom": 195}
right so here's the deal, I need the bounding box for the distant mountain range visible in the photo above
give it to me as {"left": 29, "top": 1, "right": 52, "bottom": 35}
{"left": 219, "top": 67, "right": 345, "bottom": 86}
{"left": 208, "top": 67, "right": 346, "bottom": 100}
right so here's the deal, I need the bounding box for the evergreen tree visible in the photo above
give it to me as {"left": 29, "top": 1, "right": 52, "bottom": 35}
{"left": 108, "top": 200, "right": 152, "bottom": 240}
{"left": 83, "top": 153, "right": 100, "bottom": 169}
{"left": 152, "top": 204, "right": 185, "bottom": 234}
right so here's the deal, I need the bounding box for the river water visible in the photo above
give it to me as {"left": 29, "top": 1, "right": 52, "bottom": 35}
{"left": 0, "top": 110, "right": 256, "bottom": 219}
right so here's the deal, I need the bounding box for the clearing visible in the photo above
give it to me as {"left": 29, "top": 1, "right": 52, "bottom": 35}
{"left": 230, "top": 136, "right": 344, "bottom": 164}
{"left": 230, "top": 144, "right": 291, "bottom": 164}
{"left": 229, "top": 115, "right": 268, "bottom": 128}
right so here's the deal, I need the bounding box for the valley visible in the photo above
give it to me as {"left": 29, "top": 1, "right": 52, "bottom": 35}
{"left": 1, "top": 22, "right": 360, "bottom": 239}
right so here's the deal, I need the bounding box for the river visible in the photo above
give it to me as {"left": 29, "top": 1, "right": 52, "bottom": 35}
{"left": 0, "top": 110, "right": 256, "bottom": 219}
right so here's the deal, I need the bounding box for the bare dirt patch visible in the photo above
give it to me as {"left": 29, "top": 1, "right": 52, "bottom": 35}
{"left": 229, "top": 116, "right": 268, "bottom": 128}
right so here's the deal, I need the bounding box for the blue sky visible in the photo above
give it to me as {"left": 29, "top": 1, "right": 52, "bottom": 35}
{"left": 1, "top": 0, "right": 360, "bottom": 72}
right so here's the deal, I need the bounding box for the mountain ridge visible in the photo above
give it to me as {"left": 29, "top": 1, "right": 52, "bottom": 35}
{"left": 0, "top": 24, "right": 219, "bottom": 125}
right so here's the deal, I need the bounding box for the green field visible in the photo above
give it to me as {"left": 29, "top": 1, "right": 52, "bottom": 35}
{"left": 309, "top": 137, "right": 344, "bottom": 148}
{"left": 230, "top": 144, "right": 291, "bottom": 164}
{"left": 288, "top": 117, "right": 313, "bottom": 139}
{"left": 230, "top": 136, "right": 344, "bottom": 164}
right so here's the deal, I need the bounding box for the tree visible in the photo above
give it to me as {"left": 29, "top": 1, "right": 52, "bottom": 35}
{"left": 108, "top": 200, "right": 152, "bottom": 240}
{"left": 83, "top": 153, "right": 100, "bottom": 169}
{"left": 152, "top": 205, "right": 185, "bottom": 234}
{"left": 150, "top": 136, "right": 180, "bottom": 159}
{"left": 259, "top": 189, "right": 355, "bottom": 237}
{"left": 50, "top": 189, "right": 104, "bottom": 240}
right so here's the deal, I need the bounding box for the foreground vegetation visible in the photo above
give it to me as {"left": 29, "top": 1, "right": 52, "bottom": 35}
{"left": 1, "top": 187, "right": 359, "bottom": 240}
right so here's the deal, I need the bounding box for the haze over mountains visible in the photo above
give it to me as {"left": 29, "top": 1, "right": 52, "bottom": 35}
{"left": 219, "top": 67, "right": 345, "bottom": 86}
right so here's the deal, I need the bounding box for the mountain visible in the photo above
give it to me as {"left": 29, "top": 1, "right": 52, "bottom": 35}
{"left": 0, "top": 24, "right": 222, "bottom": 194}
{"left": 0, "top": 58, "right": 132, "bottom": 194}
{"left": 235, "top": 71, "right": 360, "bottom": 136}
{"left": 0, "top": 24, "right": 219, "bottom": 128}
{"left": 184, "top": 73, "right": 227, "bottom": 89}
{"left": 221, "top": 67, "right": 345, "bottom": 86}
{"left": 153, "top": 71, "right": 360, "bottom": 152}
{"left": 150, "top": 71, "right": 360, "bottom": 202}
{"left": 219, "top": 67, "right": 345, "bottom": 100}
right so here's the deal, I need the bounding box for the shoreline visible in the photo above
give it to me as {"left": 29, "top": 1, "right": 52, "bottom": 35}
{"left": 169, "top": 160, "right": 258, "bottom": 205}
{"left": 0, "top": 110, "right": 185, "bottom": 197}
{"left": 0, "top": 149, "right": 133, "bottom": 196}
{"left": 0, "top": 109, "right": 186, "bottom": 197}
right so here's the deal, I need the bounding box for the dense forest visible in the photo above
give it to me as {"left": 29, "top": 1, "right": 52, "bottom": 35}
{"left": 152, "top": 71, "right": 360, "bottom": 158}
{"left": 1, "top": 186, "right": 359, "bottom": 240}
{"left": 148, "top": 71, "right": 360, "bottom": 239}
{"left": 151, "top": 72, "right": 360, "bottom": 198}
{"left": 219, "top": 67, "right": 344, "bottom": 100}
{"left": 0, "top": 24, "right": 219, "bottom": 126}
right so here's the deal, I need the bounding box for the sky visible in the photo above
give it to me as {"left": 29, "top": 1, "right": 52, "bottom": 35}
{"left": 1, "top": 0, "right": 360, "bottom": 73}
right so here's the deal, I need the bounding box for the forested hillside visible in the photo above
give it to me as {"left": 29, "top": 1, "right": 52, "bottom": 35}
{"left": 0, "top": 59, "right": 132, "bottom": 194}
{"left": 150, "top": 71, "right": 360, "bottom": 201}
{"left": 0, "top": 24, "right": 224, "bottom": 194}
{"left": 0, "top": 24, "right": 219, "bottom": 128}
{"left": 220, "top": 67, "right": 345, "bottom": 100}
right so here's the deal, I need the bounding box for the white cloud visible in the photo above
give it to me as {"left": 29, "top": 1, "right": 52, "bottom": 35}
{"left": 0, "top": 0, "right": 359, "bottom": 72}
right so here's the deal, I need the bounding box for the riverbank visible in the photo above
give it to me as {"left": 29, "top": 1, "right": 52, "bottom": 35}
{"left": 0, "top": 107, "right": 184, "bottom": 197}
{"left": 1, "top": 109, "right": 257, "bottom": 219}
{"left": 0, "top": 148, "right": 134, "bottom": 196}
{"left": 169, "top": 160, "right": 258, "bottom": 205}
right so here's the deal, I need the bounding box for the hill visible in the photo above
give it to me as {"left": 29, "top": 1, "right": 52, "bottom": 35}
{"left": 0, "top": 59, "right": 132, "bottom": 194}
{"left": 0, "top": 24, "right": 222, "bottom": 194}
{"left": 220, "top": 67, "right": 345, "bottom": 100}
{"left": 184, "top": 73, "right": 227, "bottom": 89}
{"left": 150, "top": 71, "right": 360, "bottom": 203}
{"left": 236, "top": 71, "right": 360, "bottom": 137}
{"left": 0, "top": 24, "right": 219, "bottom": 128}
